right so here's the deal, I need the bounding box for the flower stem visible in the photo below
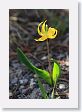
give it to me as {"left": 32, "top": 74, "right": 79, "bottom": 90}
{"left": 46, "top": 39, "right": 51, "bottom": 74}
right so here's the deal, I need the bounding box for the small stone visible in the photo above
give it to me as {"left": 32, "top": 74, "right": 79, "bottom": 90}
{"left": 56, "top": 96, "right": 61, "bottom": 99}
{"left": 65, "top": 61, "right": 69, "bottom": 66}
{"left": 9, "top": 92, "right": 13, "bottom": 97}
{"left": 19, "top": 79, "right": 28, "bottom": 85}
{"left": 59, "top": 84, "right": 65, "bottom": 89}
{"left": 30, "top": 88, "right": 41, "bottom": 99}
{"left": 23, "top": 79, "right": 28, "bottom": 84}
{"left": 11, "top": 78, "right": 18, "bottom": 84}
{"left": 30, "top": 78, "right": 36, "bottom": 88}
{"left": 16, "top": 69, "right": 22, "bottom": 76}
{"left": 19, "top": 80, "right": 24, "bottom": 84}
{"left": 20, "top": 85, "right": 24, "bottom": 89}
{"left": 41, "top": 56, "right": 47, "bottom": 60}
{"left": 21, "top": 88, "right": 32, "bottom": 95}
{"left": 12, "top": 63, "right": 20, "bottom": 68}
{"left": 22, "top": 89, "right": 27, "bottom": 94}
{"left": 34, "top": 74, "right": 37, "bottom": 78}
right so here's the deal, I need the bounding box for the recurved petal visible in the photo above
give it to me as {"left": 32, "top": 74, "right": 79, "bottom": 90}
{"left": 49, "top": 31, "right": 58, "bottom": 39}
{"left": 35, "top": 36, "right": 47, "bottom": 41}
{"left": 41, "top": 20, "right": 47, "bottom": 34}
{"left": 48, "top": 35, "right": 57, "bottom": 39}
{"left": 38, "top": 22, "right": 43, "bottom": 36}
{"left": 48, "top": 27, "right": 57, "bottom": 39}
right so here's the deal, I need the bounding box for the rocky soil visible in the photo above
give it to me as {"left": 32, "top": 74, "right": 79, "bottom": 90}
{"left": 9, "top": 9, "right": 69, "bottom": 99}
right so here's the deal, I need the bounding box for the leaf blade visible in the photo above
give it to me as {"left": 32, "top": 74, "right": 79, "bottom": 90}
{"left": 17, "top": 48, "right": 52, "bottom": 85}
{"left": 52, "top": 61, "right": 61, "bottom": 85}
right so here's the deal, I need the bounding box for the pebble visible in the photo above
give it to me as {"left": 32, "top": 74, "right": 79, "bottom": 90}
{"left": 9, "top": 92, "right": 13, "bottom": 97}
{"left": 57, "top": 54, "right": 65, "bottom": 59}
{"left": 16, "top": 69, "right": 22, "bottom": 76}
{"left": 23, "top": 79, "right": 28, "bottom": 84}
{"left": 41, "top": 56, "right": 47, "bottom": 60}
{"left": 30, "top": 88, "right": 41, "bottom": 99}
{"left": 12, "top": 63, "right": 20, "bottom": 68}
{"left": 59, "top": 84, "right": 66, "bottom": 89}
{"left": 21, "top": 88, "right": 32, "bottom": 95}
{"left": 20, "top": 85, "right": 25, "bottom": 89}
{"left": 21, "top": 89, "right": 28, "bottom": 94}
{"left": 30, "top": 78, "right": 36, "bottom": 88}
{"left": 11, "top": 77, "right": 18, "bottom": 84}
{"left": 19, "top": 79, "right": 28, "bottom": 85}
{"left": 56, "top": 96, "right": 61, "bottom": 99}
{"left": 65, "top": 61, "right": 69, "bottom": 66}
{"left": 19, "top": 80, "right": 24, "bottom": 84}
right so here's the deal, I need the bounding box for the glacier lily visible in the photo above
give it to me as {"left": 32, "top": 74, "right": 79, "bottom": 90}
{"left": 35, "top": 20, "right": 58, "bottom": 41}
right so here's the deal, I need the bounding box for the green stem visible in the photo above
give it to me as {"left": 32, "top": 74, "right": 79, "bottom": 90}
{"left": 51, "top": 83, "right": 55, "bottom": 98}
{"left": 46, "top": 39, "right": 51, "bottom": 74}
{"left": 51, "top": 87, "right": 55, "bottom": 98}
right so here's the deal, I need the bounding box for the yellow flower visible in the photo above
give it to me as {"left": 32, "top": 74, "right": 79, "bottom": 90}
{"left": 35, "top": 20, "right": 58, "bottom": 41}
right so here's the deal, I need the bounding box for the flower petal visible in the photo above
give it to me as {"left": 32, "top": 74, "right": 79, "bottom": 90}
{"left": 48, "top": 35, "right": 57, "bottom": 39}
{"left": 41, "top": 20, "right": 47, "bottom": 34}
{"left": 48, "top": 27, "right": 57, "bottom": 39}
{"left": 38, "top": 22, "right": 44, "bottom": 36}
{"left": 35, "top": 36, "right": 47, "bottom": 41}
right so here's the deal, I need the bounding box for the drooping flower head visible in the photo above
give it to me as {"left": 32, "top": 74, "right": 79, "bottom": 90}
{"left": 35, "top": 20, "right": 58, "bottom": 41}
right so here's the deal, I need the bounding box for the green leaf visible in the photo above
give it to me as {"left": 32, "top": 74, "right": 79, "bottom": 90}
{"left": 52, "top": 60, "right": 61, "bottom": 85}
{"left": 36, "top": 76, "right": 48, "bottom": 99}
{"left": 17, "top": 48, "right": 52, "bottom": 85}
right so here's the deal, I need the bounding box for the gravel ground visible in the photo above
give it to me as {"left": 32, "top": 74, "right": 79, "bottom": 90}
{"left": 9, "top": 9, "right": 69, "bottom": 99}
{"left": 9, "top": 44, "right": 69, "bottom": 99}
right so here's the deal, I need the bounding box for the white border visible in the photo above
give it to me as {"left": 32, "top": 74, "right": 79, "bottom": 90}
{"left": 0, "top": 0, "right": 78, "bottom": 108}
